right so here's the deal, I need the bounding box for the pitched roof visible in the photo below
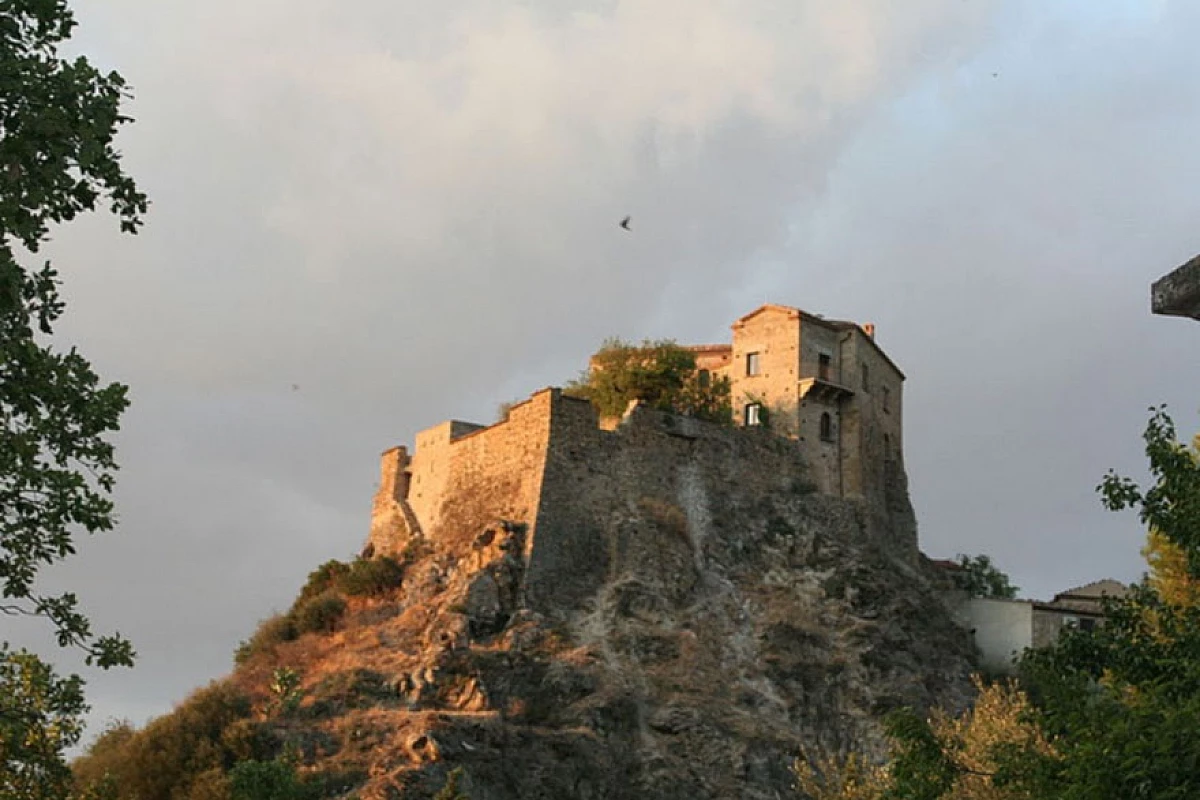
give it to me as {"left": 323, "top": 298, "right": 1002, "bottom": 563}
{"left": 1051, "top": 579, "right": 1129, "bottom": 603}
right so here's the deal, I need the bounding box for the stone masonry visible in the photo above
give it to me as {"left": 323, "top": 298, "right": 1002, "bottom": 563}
{"left": 367, "top": 304, "right": 918, "bottom": 615}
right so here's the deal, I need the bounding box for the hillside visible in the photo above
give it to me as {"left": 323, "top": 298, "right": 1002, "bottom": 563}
{"left": 73, "top": 427, "right": 977, "bottom": 799}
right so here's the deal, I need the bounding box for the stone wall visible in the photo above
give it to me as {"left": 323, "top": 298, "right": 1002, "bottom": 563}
{"left": 730, "top": 307, "right": 802, "bottom": 433}
{"left": 952, "top": 597, "right": 1033, "bottom": 675}
{"left": 369, "top": 378, "right": 919, "bottom": 613}
{"left": 527, "top": 394, "right": 818, "bottom": 613}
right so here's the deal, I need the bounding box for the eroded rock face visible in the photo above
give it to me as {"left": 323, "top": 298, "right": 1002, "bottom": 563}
{"left": 306, "top": 491, "right": 976, "bottom": 800}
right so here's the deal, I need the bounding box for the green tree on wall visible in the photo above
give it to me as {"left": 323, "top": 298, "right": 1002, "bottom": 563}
{"left": 1, "top": 0, "right": 148, "bottom": 794}
{"left": 566, "top": 338, "right": 731, "bottom": 424}
{"left": 952, "top": 553, "right": 1019, "bottom": 599}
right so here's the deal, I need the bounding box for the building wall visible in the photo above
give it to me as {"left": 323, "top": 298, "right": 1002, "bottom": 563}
{"left": 730, "top": 308, "right": 802, "bottom": 433}
{"left": 953, "top": 598, "right": 1034, "bottom": 675}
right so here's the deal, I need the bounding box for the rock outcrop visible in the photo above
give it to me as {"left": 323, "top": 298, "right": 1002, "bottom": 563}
{"left": 246, "top": 479, "right": 975, "bottom": 799}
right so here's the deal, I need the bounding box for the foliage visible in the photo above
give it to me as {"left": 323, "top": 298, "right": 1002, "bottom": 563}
{"left": 234, "top": 613, "right": 298, "bottom": 665}
{"left": 0, "top": 2, "right": 146, "bottom": 789}
{"left": 340, "top": 556, "right": 404, "bottom": 597}
{"left": 433, "top": 767, "right": 470, "bottom": 800}
{"left": 793, "top": 677, "right": 1051, "bottom": 800}
{"left": 294, "top": 561, "right": 351, "bottom": 607}
{"left": 228, "top": 759, "right": 308, "bottom": 800}
{"left": 236, "top": 558, "right": 404, "bottom": 665}
{"left": 566, "top": 338, "right": 731, "bottom": 423}
{"left": 952, "top": 554, "right": 1019, "bottom": 600}
{"left": 1142, "top": 528, "right": 1200, "bottom": 610}
{"left": 70, "top": 681, "right": 263, "bottom": 800}
{"left": 267, "top": 668, "right": 303, "bottom": 717}
{"left": 496, "top": 398, "right": 521, "bottom": 422}
{"left": 823, "top": 408, "right": 1200, "bottom": 800}
{"left": 0, "top": 646, "right": 87, "bottom": 799}
{"left": 291, "top": 591, "right": 346, "bottom": 636}
{"left": 794, "top": 751, "right": 891, "bottom": 800}
{"left": 1, "top": 0, "right": 146, "bottom": 671}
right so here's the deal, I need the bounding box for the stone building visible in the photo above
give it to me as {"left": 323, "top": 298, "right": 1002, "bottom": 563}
{"left": 366, "top": 304, "right": 921, "bottom": 608}
{"left": 622, "top": 304, "right": 904, "bottom": 499}
{"left": 946, "top": 578, "right": 1128, "bottom": 675}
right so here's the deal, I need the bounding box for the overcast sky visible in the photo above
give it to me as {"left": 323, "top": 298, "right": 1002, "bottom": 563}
{"left": 10, "top": 0, "right": 1200, "bottom": 742}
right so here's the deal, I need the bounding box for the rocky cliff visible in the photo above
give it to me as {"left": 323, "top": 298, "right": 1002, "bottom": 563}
{"left": 82, "top": 402, "right": 978, "bottom": 800}
{"left": 226, "top": 480, "right": 975, "bottom": 799}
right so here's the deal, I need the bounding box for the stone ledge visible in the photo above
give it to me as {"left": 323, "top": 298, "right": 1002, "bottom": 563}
{"left": 1151, "top": 254, "right": 1200, "bottom": 320}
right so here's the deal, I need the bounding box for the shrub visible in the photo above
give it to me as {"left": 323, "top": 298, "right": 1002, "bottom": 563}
{"left": 234, "top": 614, "right": 297, "bottom": 665}
{"left": 341, "top": 557, "right": 404, "bottom": 597}
{"left": 228, "top": 759, "right": 308, "bottom": 800}
{"left": 70, "top": 681, "right": 254, "bottom": 800}
{"left": 292, "top": 591, "right": 346, "bottom": 636}
{"left": 295, "top": 560, "right": 351, "bottom": 606}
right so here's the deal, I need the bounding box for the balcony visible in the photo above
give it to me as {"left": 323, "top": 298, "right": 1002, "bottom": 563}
{"left": 798, "top": 360, "right": 854, "bottom": 403}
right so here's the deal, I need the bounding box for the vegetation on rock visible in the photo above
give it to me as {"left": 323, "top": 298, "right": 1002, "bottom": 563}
{"left": 951, "top": 554, "right": 1019, "bottom": 599}
{"left": 800, "top": 407, "right": 1200, "bottom": 799}
{"left": 565, "top": 337, "right": 732, "bottom": 423}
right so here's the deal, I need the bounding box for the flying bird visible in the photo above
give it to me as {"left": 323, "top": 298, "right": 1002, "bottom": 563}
{"left": 619, "top": 215, "right": 631, "bottom": 231}
{"left": 291, "top": 384, "right": 299, "bottom": 392}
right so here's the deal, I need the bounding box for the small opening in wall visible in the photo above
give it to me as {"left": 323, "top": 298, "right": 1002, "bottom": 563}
{"left": 820, "top": 412, "right": 833, "bottom": 441}
{"left": 861, "top": 363, "right": 870, "bottom": 393}
{"left": 746, "top": 352, "right": 760, "bottom": 376}
{"left": 818, "top": 353, "right": 832, "bottom": 381}
{"left": 883, "top": 386, "right": 891, "bottom": 413}
{"left": 745, "top": 403, "right": 762, "bottom": 426}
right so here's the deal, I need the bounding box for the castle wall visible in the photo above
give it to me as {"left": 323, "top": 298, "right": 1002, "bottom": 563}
{"left": 424, "top": 391, "right": 555, "bottom": 549}
{"left": 526, "top": 393, "right": 817, "bottom": 613}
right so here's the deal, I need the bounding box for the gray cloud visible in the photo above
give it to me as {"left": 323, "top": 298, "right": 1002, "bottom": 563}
{"left": 13, "top": 0, "right": 1200, "bottom": 743}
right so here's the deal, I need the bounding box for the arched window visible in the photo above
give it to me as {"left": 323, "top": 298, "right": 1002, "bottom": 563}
{"left": 820, "top": 412, "right": 834, "bottom": 442}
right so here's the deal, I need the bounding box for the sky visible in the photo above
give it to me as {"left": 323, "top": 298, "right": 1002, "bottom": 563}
{"left": 8, "top": 0, "right": 1200, "bottom": 744}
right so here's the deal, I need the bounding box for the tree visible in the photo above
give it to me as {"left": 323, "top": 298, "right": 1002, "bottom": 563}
{"left": 0, "top": 648, "right": 88, "bottom": 799}
{"left": 1, "top": 1, "right": 147, "bottom": 795}
{"left": 952, "top": 554, "right": 1019, "bottom": 600}
{"left": 566, "top": 338, "right": 731, "bottom": 423}
{"left": 801, "top": 407, "right": 1200, "bottom": 800}
{"left": 792, "top": 677, "right": 1051, "bottom": 800}
{"left": 1, "top": 0, "right": 146, "bottom": 662}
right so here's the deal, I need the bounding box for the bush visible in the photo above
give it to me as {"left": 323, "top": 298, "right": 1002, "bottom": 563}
{"left": 234, "top": 614, "right": 297, "bottom": 665}
{"left": 228, "top": 759, "right": 308, "bottom": 800}
{"left": 295, "top": 560, "right": 351, "bottom": 606}
{"left": 341, "top": 557, "right": 404, "bottom": 597}
{"left": 292, "top": 591, "right": 346, "bottom": 636}
{"left": 71, "top": 681, "right": 255, "bottom": 800}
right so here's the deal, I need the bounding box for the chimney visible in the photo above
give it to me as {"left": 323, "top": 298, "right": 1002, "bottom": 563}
{"left": 862, "top": 323, "right": 875, "bottom": 339}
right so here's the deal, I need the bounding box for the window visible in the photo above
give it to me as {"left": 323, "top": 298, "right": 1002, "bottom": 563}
{"left": 745, "top": 403, "right": 762, "bottom": 426}
{"left": 746, "top": 352, "right": 760, "bottom": 376}
{"left": 819, "top": 412, "right": 833, "bottom": 441}
{"left": 882, "top": 386, "right": 891, "bottom": 413}
{"left": 861, "top": 363, "right": 870, "bottom": 393}
{"left": 1062, "top": 615, "right": 1079, "bottom": 629}
{"left": 1079, "top": 617, "right": 1096, "bottom": 632}
{"left": 698, "top": 369, "right": 711, "bottom": 388}
{"left": 883, "top": 433, "right": 891, "bottom": 460}
{"left": 818, "top": 353, "right": 832, "bottom": 381}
